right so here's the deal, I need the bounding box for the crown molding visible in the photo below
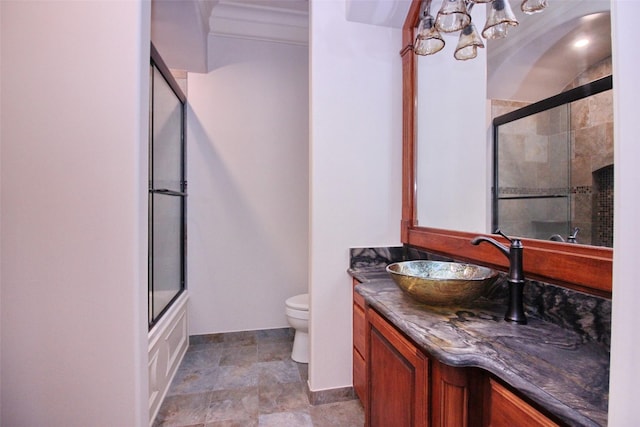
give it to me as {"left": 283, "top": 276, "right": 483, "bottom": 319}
{"left": 208, "top": 0, "right": 308, "bottom": 46}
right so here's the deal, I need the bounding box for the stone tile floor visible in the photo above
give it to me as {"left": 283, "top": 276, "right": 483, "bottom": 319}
{"left": 153, "top": 328, "right": 365, "bottom": 426}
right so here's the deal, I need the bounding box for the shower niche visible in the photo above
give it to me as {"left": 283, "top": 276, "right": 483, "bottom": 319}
{"left": 493, "top": 76, "right": 613, "bottom": 247}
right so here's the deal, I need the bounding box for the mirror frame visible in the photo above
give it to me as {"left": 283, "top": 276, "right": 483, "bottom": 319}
{"left": 400, "top": 0, "right": 612, "bottom": 297}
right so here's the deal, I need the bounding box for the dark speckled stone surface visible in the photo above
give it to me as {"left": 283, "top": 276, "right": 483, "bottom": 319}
{"left": 524, "top": 280, "right": 611, "bottom": 347}
{"left": 349, "top": 247, "right": 404, "bottom": 269}
{"left": 350, "top": 246, "right": 612, "bottom": 345}
{"left": 353, "top": 275, "right": 609, "bottom": 426}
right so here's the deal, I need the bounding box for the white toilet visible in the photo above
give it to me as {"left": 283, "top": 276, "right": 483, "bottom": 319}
{"left": 285, "top": 293, "right": 309, "bottom": 363}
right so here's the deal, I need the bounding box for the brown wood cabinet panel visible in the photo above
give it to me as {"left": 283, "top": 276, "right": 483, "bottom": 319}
{"left": 367, "top": 307, "right": 429, "bottom": 427}
{"left": 487, "top": 378, "right": 558, "bottom": 427}
{"left": 353, "top": 347, "right": 367, "bottom": 404}
{"left": 353, "top": 292, "right": 367, "bottom": 405}
{"left": 360, "top": 298, "right": 564, "bottom": 427}
{"left": 353, "top": 302, "right": 366, "bottom": 356}
{"left": 353, "top": 278, "right": 367, "bottom": 406}
{"left": 431, "top": 360, "right": 485, "bottom": 427}
{"left": 354, "top": 285, "right": 365, "bottom": 309}
{"left": 432, "top": 361, "right": 470, "bottom": 427}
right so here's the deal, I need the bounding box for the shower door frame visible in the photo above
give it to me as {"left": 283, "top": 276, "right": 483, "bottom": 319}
{"left": 148, "top": 43, "right": 187, "bottom": 329}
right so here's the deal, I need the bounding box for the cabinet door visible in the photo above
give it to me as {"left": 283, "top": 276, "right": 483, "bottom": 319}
{"left": 367, "top": 307, "right": 429, "bottom": 427}
{"left": 487, "top": 378, "right": 559, "bottom": 427}
{"left": 431, "top": 360, "right": 485, "bottom": 427}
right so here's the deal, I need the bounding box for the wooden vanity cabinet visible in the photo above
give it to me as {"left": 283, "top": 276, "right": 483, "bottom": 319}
{"left": 367, "top": 306, "right": 429, "bottom": 427}
{"left": 485, "top": 378, "right": 559, "bottom": 427}
{"left": 432, "top": 360, "right": 484, "bottom": 427}
{"left": 358, "top": 301, "right": 555, "bottom": 427}
{"left": 365, "top": 305, "right": 482, "bottom": 427}
{"left": 352, "top": 278, "right": 367, "bottom": 405}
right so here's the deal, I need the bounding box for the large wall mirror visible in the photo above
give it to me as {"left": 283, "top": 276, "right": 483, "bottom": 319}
{"left": 401, "top": 0, "right": 613, "bottom": 295}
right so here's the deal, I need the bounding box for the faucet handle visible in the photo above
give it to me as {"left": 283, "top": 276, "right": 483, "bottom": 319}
{"left": 568, "top": 227, "right": 580, "bottom": 243}
{"left": 495, "top": 229, "right": 523, "bottom": 248}
{"left": 494, "top": 229, "right": 513, "bottom": 243}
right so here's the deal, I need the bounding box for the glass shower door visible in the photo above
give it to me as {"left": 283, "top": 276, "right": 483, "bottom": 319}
{"left": 494, "top": 104, "right": 572, "bottom": 240}
{"left": 149, "top": 47, "right": 186, "bottom": 328}
{"left": 492, "top": 76, "right": 613, "bottom": 246}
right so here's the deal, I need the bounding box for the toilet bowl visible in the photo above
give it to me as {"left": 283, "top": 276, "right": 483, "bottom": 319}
{"left": 285, "top": 293, "right": 309, "bottom": 363}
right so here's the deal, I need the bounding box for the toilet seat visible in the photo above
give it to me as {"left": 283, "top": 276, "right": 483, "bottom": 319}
{"left": 286, "top": 307, "right": 309, "bottom": 321}
{"left": 285, "top": 293, "right": 308, "bottom": 311}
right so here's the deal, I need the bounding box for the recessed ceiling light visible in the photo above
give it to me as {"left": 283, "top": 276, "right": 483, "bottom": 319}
{"left": 574, "top": 38, "right": 590, "bottom": 48}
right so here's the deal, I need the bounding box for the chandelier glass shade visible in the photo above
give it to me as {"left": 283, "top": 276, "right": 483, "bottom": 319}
{"left": 481, "top": 0, "right": 519, "bottom": 39}
{"left": 435, "top": 0, "right": 472, "bottom": 33}
{"left": 521, "top": 0, "right": 547, "bottom": 14}
{"left": 454, "top": 23, "right": 485, "bottom": 60}
{"left": 415, "top": 13, "right": 446, "bottom": 55}
{"left": 520, "top": 0, "right": 547, "bottom": 15}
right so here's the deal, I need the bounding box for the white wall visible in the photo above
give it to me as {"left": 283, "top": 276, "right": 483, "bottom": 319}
{"left": 0, "top": 0, "right": 3, "bottom": 412}
{"left": 608, "top": 0, "right": 640, "bottom": 423}
{"left": 309, "top": 1, "right": 402, "bottom": 392}
{"left": 416, "top": 6, "right": 489, "bottom": 233}
{"left": 0, "top": 1, "right": 149, "bottom": 425}
{"left": 187, "top": 36, "right": 309, "bottom": 335}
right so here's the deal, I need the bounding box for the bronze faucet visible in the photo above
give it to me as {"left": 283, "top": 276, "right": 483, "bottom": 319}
{"left": 549, "top": 227, "right": 580, "bottom": 244}
{"left": 471, "top": 230, "right": 527, "bottom": 324}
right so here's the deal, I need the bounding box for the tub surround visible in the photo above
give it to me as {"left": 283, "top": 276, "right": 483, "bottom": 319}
{"left": 148, "top": 292, "right": 189, "bottom": 425}
{"left": 349, "top": 247, "right": 610, "bottom": 426}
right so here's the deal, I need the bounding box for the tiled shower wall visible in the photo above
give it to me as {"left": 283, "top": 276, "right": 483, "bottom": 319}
{"left": 492, "top": 57, "right": 613, "bottom": 246}
{"left": 594, "top": 165, "right": 614, "bottom": 247}
{"left": 569, "top": 58, "right": 614, "bottom": 246}
{"left": 493, "top": 103, "right": 571, "bottom": 240}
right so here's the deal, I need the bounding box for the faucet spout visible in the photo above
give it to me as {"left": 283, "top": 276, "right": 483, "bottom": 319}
{"left": 470, "top": 231, "right": 527, "bottom": 324}
{"left": 470, "top": 236, "right": 509, "bottom": 258}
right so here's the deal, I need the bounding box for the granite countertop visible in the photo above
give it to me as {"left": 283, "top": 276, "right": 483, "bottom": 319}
{"left": 350, "top": 268, "right": 609, "bottom": 427}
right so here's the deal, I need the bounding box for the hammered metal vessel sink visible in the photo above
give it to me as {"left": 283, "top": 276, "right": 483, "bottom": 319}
{"left": 386, "top": 261, "right": 498, "bottom": 306}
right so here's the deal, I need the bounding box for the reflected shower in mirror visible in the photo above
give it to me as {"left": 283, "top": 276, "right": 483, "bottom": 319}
{"left": 493, "top": 76, "right": 613, "bottom": 247}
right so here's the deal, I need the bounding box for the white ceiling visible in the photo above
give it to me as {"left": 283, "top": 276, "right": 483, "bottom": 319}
{"left": 487, "top": 0, "right": 611, "bottom": 102}
{"left": 151, "top": 0, "right": 410, "bottom": 71}
{"left": 151, "top": 0, "right": 612, "bottom": 102}
{"left": 345, "top": 0, "right": 411, "bottom": 28}
{"left": 151, "top": 0, "right": 215, "bottom": 72}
